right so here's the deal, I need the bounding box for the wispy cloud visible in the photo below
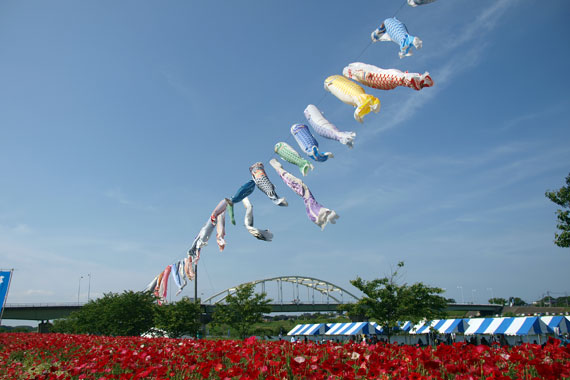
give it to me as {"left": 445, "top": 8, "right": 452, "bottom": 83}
{"left": 500, "top": 101, "right": 570, "bottom": 132}
{"left": 368, "top": 0, "right": 514, "bottom": 134}
{"left": 104, "top": 188, "right": 156, "bottom": 211}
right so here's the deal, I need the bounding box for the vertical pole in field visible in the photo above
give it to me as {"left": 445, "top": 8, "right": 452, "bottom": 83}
{"left": 0, "top": 269, "right": 14, "bottom": 326}
{"left": 194, "top": 264, "right": 198, "bottom": 303}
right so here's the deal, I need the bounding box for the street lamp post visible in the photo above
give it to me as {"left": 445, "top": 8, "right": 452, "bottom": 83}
{"left": 471, "top": 289, "right": 477, "bottom": 304}
{"left": 457, "top": 286, "right": 464, "bottom": 303}
{"left": 77, "top": 276, "right": 83, "bottom": 304}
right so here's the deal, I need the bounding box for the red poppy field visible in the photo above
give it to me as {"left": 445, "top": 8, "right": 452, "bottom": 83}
{"left": 0, "top": 333, "right": 569, "bottom": 380}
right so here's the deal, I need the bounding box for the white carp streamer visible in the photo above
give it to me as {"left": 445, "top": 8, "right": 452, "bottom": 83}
{"left": 304, "top": 104, "right": 356, "bottom": 148}
{"left": 343, "top": 62, "right": 433, "bottom": 91}
{"left": 242, "top": 197, "right": 273, "bottom": 241}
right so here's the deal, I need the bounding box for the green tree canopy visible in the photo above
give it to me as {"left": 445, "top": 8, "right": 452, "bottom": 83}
{"left": 154, "top": 296, "right": 202, "bottom": 338}
{"left": 509, "top": 297, "right": 526, "bottom": 306}
{"left": 340, "top": 262, "right": 447, "bottom": 342}
{"left": 212, "top": 283, "right": 271, "bottom": 339}
{"left": 545, "top": 173, "right": 570, "bottom": 248}
{"left": 488, "top": 297, "right": 507, "bottom": 306}
{"left": 52, "top": 290, "right": 156, "bottom": 336}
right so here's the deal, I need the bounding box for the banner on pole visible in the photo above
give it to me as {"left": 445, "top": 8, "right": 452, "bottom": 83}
{"left": 0, "top": 270, "right": 13, "bottom": 319}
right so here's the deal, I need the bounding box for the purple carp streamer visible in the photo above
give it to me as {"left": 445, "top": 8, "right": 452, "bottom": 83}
{"left": 291, "top": 123, "right": 334, "bottom": 162}
{"left": 371, "top": 18, "right": 422, "bottom": 58}
{"left": 269, "top": 158, "right": 339, "bottom": 230}
{"left": 304, "top": 104, "right": 356, "bottom": 148}
{"left": 242, "top": 197, "right": 273, "bottom": 241}
{"left": 250, "top": 162, "right": 288, "bottom": 206}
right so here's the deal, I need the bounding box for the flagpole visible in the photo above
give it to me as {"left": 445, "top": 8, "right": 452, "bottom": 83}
{"left": 0, "top": 269, "right": 14, "bottom": 326}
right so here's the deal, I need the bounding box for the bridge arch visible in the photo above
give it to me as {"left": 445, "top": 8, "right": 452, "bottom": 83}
{"left": 203, "top": 276, "right": 359, "bottom": 305}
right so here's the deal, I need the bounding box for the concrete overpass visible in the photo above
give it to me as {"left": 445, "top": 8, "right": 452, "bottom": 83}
{"left": 3, "top": 302, "right": 503, "bottom": 322}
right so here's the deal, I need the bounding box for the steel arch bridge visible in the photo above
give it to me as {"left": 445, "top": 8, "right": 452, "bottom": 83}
{"left": 203, "top": 276, "right": 359, "bottom": 305}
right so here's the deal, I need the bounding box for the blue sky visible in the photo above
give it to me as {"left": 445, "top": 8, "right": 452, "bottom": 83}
{"left": 1, "top": 0, "right": 569, "bottom": 320}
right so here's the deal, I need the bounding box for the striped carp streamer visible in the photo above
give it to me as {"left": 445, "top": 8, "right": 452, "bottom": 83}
{"left": 343, "top": 62, "right": 433, "bottom": 91}
{"left": 371, "top": 18, "right": 422, "bottom": 58}
{"left": 242, "top": 197, "right": 273, "bottom": 241}
{"left": 274, "top": 142, "right": 314, "bottom": 176}
{"left": 250, "top": 162, "right": 288, "bottom": 206}
{"left": 324, "top": 75, "right": 380, "bottom": 123}
{"left": 290, "top": 124, "right": 333, "bottom": 162}
{"left": 226, "top": 180, "right": 256, "bottom": 225}
{"left": 304, "top": 104, "right": 356, "bottom": 148}
{"left": 408, "top": 0, "right": 437, "bottom": 6}
{"left": 269, "top": 158, "right": 339, "bottom": 230}
{"left": 210, "top": 199, "right": 228, "bottom": 251}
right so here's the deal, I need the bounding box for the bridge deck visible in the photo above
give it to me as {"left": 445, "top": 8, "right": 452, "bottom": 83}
{"left": 2, "top": 303, "right": 502, "bottom": 321}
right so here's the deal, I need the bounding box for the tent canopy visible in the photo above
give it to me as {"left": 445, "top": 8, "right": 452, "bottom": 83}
{"left": 287, "top": 323, "right": 328, "bottom": 336}
{"left": 540, "top": 316, "right": 570, "bottom": 334}
{"left": 410, "top": 319, "right": 467, "bottom": 335}
{"left": 325, "top": 322, "right": 381, "bottom": 336}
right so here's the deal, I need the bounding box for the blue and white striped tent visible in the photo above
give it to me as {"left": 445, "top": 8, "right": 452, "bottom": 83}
{"left": 438, "top": 319, "right": 468, "bottom": 334}
{"left": 464, "top": 318, "right": 497, "bottom": 335}
{"left": 464, "top": 317, "right": 544, "bottom": 336}
{"left": 398, "top": 321, "right": 413, "bottom": 332}
{"left": 540, "top": 316, "right": 570, "bottom": 334}
{"left": 325, "top": 322, "right": 382, "bottom": 336}
{"left": 409, "top": 320, "right": 434, "bottom": 334}
{"left": 410, "top": 319, "right": 467, "bottom": 334}
{"left": 287, "top": 323, "right": 329, "bottom": 336}
{"left": 502, "top": 316, "right": 543, "bottom": 336}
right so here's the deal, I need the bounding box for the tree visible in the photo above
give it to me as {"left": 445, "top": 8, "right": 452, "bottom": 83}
{"left": 508, "top": 297, "right": 526, "bottom": 306}
{"left": 545, "top": 173, "right": 570, "bottom": 248}
{"left": 154, "top": 297, "right": 202, "bottom": 338}
{"left": 488, "top": 297, "right": 507, "bottom": 306}
{"left": 340, "top": 262, "right": 447, "bottom": 342}
{"left": 212, "top": 283, "right": 271, "bottom": 339}
{"left": 52, "top": 290, "right": 156, "bottom": 336}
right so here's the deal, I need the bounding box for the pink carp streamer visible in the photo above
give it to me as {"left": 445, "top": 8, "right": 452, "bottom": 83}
{"left": 210, "top": 199, "right": 229, "bottom": 251}
{"left": 269, "top": 159, "right": 339, "bottom": 230}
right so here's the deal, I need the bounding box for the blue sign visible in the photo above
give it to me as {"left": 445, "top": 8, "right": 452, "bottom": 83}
{"left": 0, "top": 271, "right": 12, "bottom": 316}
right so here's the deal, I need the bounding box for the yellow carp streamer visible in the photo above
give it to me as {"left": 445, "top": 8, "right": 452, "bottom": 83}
{"left": 324, "top": 75, "right": 380, "bottom": 123}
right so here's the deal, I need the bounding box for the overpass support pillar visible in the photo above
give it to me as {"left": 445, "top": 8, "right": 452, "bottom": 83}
{"left": 37, "top": 320, "right": 52, "bottom": 334}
